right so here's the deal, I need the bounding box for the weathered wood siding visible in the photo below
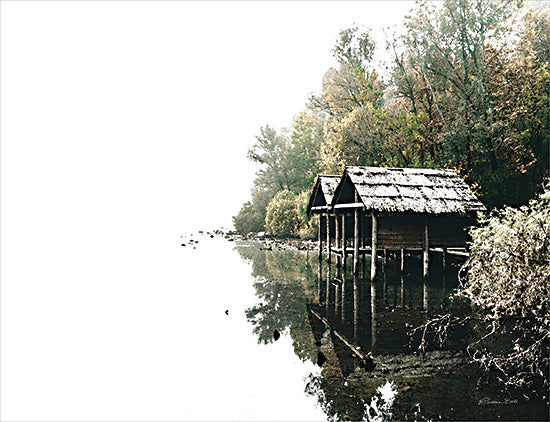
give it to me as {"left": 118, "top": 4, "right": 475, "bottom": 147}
{"left": 377, "top": 214, "right": 424, "bottom": 249}
{"left": 328, "top": 213, "right": 474, "bottom": 249}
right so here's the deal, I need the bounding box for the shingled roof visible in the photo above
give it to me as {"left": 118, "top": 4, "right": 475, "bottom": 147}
{"left": 332, "top": 166, "right": 486, "bottom": 215}
{"left": 306, "top": 175, "right": 341, "bottom": 216}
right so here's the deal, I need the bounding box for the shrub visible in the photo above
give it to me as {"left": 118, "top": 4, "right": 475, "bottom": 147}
{"left": 461, "top": 182, "right": 550, "bottom": 387}
{"left": 233, "top": 201, "right": 265, "bottom": 234}
{"left": 265, "top": 190, "right": 300, "bottom": 238}
{"left": 296, "top": 191, "right": 318, "bottom": 239}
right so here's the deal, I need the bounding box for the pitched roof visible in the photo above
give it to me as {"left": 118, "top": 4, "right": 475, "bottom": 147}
{"left": 306, "top": 175, "right": 341, "bottom": 216}
{"left": 332, "top": 166, "right": 486, "bottom": 214}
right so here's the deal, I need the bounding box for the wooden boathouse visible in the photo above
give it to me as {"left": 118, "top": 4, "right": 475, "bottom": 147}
{"left": 308, "top": 166, "right": 486, "bottom": 279}
{"left": 307, "top": 174, "right": 341, "bottom": 263}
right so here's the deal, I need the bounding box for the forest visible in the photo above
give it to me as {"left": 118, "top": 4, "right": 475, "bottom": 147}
{"left": 233, "top": 0, "right": 549, "bottom": 393}
{"left": 233, "top": 0, "right": 548, "bottom": 239}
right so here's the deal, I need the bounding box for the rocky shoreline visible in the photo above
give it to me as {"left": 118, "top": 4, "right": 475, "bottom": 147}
{"left": 224, "top": 231, "right": 318, "bottom": 252}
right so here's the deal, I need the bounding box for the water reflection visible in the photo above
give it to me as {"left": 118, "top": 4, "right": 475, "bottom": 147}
{"left": 235, "top": 241, "right": 548, "bottom": 421}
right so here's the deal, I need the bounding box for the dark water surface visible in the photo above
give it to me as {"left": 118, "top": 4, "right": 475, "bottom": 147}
{"left": 233, "top": 239, "right": 548, "bottom": 421}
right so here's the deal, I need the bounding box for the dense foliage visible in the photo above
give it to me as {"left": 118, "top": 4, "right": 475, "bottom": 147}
{"left": 234, "top": 0, "right": 548, "bottom": 236}
{"left": 264, "top": 190, "right": 300, "bottom": 238}
{"left": 460, "top": 183, "right": 549, "bottom": 388}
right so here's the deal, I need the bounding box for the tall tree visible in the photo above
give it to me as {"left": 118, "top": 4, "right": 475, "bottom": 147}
{"left": 389, "top": 0, "right": 548, "bottom": 207}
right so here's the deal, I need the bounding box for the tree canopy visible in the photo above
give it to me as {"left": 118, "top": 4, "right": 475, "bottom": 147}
{"left": 234, "top": 0, "right": 549, "bottom": 235}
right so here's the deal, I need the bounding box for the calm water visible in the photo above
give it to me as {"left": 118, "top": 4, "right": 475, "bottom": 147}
{"left": 2, "top": 231, "right": 547, "bottom": 420}
{"left": 231, "top": 238, "right": 548, "bottom": 421}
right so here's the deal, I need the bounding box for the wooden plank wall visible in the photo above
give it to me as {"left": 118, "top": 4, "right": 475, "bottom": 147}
{"left": 378, "top": 214, "right": 424, "bottom": 249}
{"left": 320, "top": 212, "right": 474, "bottom": 249}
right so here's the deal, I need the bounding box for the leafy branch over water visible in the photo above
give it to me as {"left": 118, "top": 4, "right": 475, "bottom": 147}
{"left": 417, "top": 184, "right": 550, "bottom": 390}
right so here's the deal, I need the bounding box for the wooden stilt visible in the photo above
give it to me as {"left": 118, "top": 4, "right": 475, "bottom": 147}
{"left": 400, "top": 274, "right": 404, "bottom": 308}
{"left": 353, "top": 273, "right": 358, "bottom": 340}
{"left": 371, "top": 214, "right": 377, "bottom": 281}
{"left": 335, "top": 282, "right": 340, "bottom": 316}
{"left": 370, "top": 281, "right": 377, "bottom": 348}
{"left": 326, "top": 260, "right": 331, "bottom": 311}
{"left": 400, "top": 248, "right": 404, "bottom": 272}
{"left": 317, "top": 258, "right": 323, "bottom": 304}
{"left": 423, "top": 279, "right": 428, "bottom": 310}
{"left": 353, "top": 193, "right": 359, "bottom": 274}
{"left": 326, "top": 213, "right": 332, "bottom": 262}
{"left": 341, "top": 274, "right": 346, "bottom": 323}
{"left": 442, "top": 247, "right": 447, "bottom": 269}
{"left": 423, "top": 222, "right": 429, "bottom": 277}
{"left": 318, "top": 215, "right": 323, "bottom": 261}
{"left": 335, "top": 214, "right": 341, "bottom": 267}
{"left": 383, "top": 249, "right": 387, "bottom": 265}
{"left": 361, "top": 214, "right": 366, "bottom": 277}
{"left": 342, "top": 214, "right": 347, "bottom": 269}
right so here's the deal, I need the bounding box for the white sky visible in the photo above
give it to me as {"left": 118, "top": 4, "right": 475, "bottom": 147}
{"left": 1, "top": 2, "right": 415, "bottom": 420}
{"left": 1, "top": 0, "right": 414, "bottom": 232}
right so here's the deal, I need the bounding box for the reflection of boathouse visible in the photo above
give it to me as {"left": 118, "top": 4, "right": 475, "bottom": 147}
{"left": 308, "top": 166, "right": 486, "bottom": 278}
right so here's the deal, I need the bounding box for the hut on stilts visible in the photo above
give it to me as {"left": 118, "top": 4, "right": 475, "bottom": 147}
{"left": 307, "top": 175, "right": 341, "bottom": 264}
{"left": 308, "top": 166, "right": 486, "bottom": 279}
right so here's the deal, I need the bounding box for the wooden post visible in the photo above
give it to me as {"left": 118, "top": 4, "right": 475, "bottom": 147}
{"left": 353, "top": 192, "right": 359, "bottom": 274}
{"left": 326, "top": 213, "right": 332, "bottom": 263}
{"left": 326, "top": 260, "right": 331, "bottom": 312}
{"left": 335, "top": 214, "right": 341, "bottom": 267}
{"left": 341, "top": 273, "right": 346, "bottom": 322}
{"left": 423, "top": 222, "right": 429, "bottom": 277}
{"left": 317, "top": 257, "right": 323, "bottom": 304}
{"left": 400, "top": 248, "right": 404, "bottom": 272}
{"left": 361, "top": 214, "right": 366, "bottom": 266}
{"left": 400, "top": 274, "right": 404, "bottom": 308}
{"left": 353, "top": 273, "right": 358, "bottom": 340}
{"left": 342, "top": 214, "right": 347, "bottom": 269}
{"left": 371, "top": 214, "right": 377, "bottom": 281}
{"left": 318, "top": 215, "right": 323, "bottom": 261}
{"left": 423, "top": 279, "right": 428, "bottom": 310}
{"left": 442, "top": 247, "right": 447, "bottom": 269}
{"left": 371, "top": 281, "right": 377, "bottom": 348}
{"left": 383, "top": 249, "right": 387, "bottom": 265}
{"left": 335, "top": 282, "right": 340, "bottom": 316}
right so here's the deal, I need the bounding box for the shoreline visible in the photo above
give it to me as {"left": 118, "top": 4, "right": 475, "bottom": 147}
{"left": 224, "top": 231, "right": 318, "bottom": 252}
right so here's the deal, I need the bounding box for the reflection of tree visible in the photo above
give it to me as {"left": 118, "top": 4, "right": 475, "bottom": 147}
{"left": 234, "top": 243, "right": 319, "bottom": 362}
{"left": 235, "top": 242, "right": 549, "bottom": 421}
{"left": 304, "top": 351, "right": 398, "bottom": 422}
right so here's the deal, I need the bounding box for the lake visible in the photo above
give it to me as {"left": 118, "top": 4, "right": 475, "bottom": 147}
{"left": 2, "top": 230, "right": 548, "bottom": 420}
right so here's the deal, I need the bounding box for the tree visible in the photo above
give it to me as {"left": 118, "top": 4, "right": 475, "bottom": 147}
{"left": 247, "top": 126, "right": 302, "bottom": 193}
{"left": 388, "top": 0, "right": 548, "bottom": 207}
{"left": 309, "top": 26, "right": 386, "bottom": 174}
{"left": 289, "top": 111, "right": 324, "bottom": 192}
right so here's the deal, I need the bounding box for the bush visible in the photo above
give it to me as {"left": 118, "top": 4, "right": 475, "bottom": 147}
{"left": 265, "top": 190, "right": 300, "bottom": 238}
{"left": 233, "top": 201, "right": 265, "bottom": 234}
{"left": 461, "top": 182, "right": 550, "bottom": 387}
{"left": 296, "top": 191, "right": 318, "bottom": 239}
